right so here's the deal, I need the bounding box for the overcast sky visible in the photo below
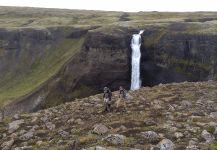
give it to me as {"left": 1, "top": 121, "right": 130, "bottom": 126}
{"left": 0, "top": 0, "right": 217, "bottom": 12}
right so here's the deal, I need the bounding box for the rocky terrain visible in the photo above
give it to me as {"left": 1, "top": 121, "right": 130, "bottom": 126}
{"left": 0, "top": 80, "right": 217, "bottom": 149}
{"left": 0, "top": 6, "right": 217, "bottom": 115}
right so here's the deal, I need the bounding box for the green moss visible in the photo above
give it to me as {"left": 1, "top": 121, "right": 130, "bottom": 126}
{"left": 0, "top": 37, "right": 85, "bottom": 106}
{"left": 206, "top": 126, "right": 216, "bottom": 134}
{"left": 208, "top": 141, "right": 217, "bottom": 150}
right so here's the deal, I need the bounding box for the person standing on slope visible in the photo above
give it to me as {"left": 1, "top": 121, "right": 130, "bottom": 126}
{"left": 103, "top": 87, "right": 112, "bottom": 112}
{"left": 116, "top": 86, "right": 127, "bottom": 111}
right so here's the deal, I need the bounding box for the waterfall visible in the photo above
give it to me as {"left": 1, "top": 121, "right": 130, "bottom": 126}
{"left": 130, "top": 30, "right": 143, "bottom": 90}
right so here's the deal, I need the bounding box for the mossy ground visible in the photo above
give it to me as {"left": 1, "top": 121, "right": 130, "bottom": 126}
{"left": 0, "top": 81, "right": 216, "bottom": 149}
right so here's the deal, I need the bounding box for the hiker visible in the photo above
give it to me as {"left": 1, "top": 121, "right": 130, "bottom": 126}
{"left": 103, "top": 87, "right": 112, "bottom": 112}
{"left": 116, "top": 86, "right": 127, "bottom": 111}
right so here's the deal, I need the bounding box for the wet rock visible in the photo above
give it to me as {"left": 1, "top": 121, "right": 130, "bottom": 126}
{"left": 8, "top": 119, "right": 24, "bottom": 133}
{"left": 157, "top": 139, "right": 175, "bottom": 150}
{"left": 93, "top": 124, "right": 108, "bottom": 135}
{"left": 1, "top": 139, "right": 14, "bottom": 150}
{"left": 104, "top": 134, "right": 126, "bottom": 145}
{"left": 201, "top": 130, "right": 215, "bottom": 144}
{"left": 140, "top": 131, "right": 159, "bottom": 143}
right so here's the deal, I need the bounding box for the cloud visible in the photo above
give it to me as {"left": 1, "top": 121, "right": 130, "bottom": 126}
{"left": 0, "top": 0, "right": 217, "bottom": 12}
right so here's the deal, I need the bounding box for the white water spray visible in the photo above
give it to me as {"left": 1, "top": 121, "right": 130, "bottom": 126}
{"left": 130, "top": 30, "right": 144, "bottom": 90}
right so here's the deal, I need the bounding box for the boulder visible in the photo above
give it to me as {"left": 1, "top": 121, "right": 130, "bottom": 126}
{"left": 174, "top": 132, "right": 184, "bottom": 139}
{"left": 201, "top": 130, "right": 215, "bottom": 144}
{"left": 140, "top": 131, "right": 159, "bottom": 143}
{"left": 93, "top": 124, "right": 108, "bottom": 135}
{"left": 104, "top": 134, "right": 126, "bottom": 145}
{"left": 20, "top": 131, "right": 34, "bottom": 141}
{"left": 1, "top": 139, "right": 14, "bottom": 150}
{"left": 58, "top": 129, "right": 70, "bottom": 138}
{"left": 157, "top": 139, "right": 175, "bottom": 150}
{"left": 8, "top": 119, "right": 24, "bottom": 133}
{"left": 45, "top": 122, "right": 55, "bottom": 130}
{"left": 210, "top": 112, "right": 217, "bottom": 119}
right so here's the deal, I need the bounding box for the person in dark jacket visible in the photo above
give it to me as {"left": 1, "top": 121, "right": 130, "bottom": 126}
{"left": 103, "top": 87, "right": 112, "bottom": 112}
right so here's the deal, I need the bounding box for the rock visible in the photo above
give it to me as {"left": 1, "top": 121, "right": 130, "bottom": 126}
{"left": 31, "top": 116, "right": 38, "bottom": 123}
{"left": 191, "top": 110, "right": 205, "bottom": 116}
{"left": 1, "top": 139, "right": 14, "bottom": 150}
{"left": 45, "top": 122, "right": 55, "bottom": 130}
{"left": 35, "top": 129, "right": 48, "bottom": 137}
{"left": 67, "top": 118, "right": 75, "bottom": 124}
{"left": 96, "top": 146, "right": 106, "bottom": 150}
{"left": 140, "top": 131, "right": 159, "bottom": 143}
{"left": 157, "top": 139, "right": 175, "bottom": 150}
{"left": 13, "top": 114, "right": 20, "bottom": 120}
{"left": 186, "top": 138, "right": 199, "bottom": 150}
{"left": 8, "top": 119, "right": 24, "bottom": 133}
{"left": 58, "top": 129, "right": 70, "bottom": 138}
{"left": 144, "top": 119, "right": 157, "bottom": 126}
{"left": 186, "top": 145, "right": 199, "bottom": 150}
{"left": 126, "top": 93, "right": 133, "bottom": 100}
{"left": 66, "top": 139, "right": 79, "bottom": 150}
{"left": 180, "top": 100, "right": 192, "bottom": 109}
{"left": 201, "top": 130, "right": 215, "bottom": 144}
{"left": 151, "top": 100, "right": 163, "bottom": 109}
{"left": 210, "top": 112, "right": 217, "bottom": 119}
{"left": 75, "top": 118, "right": 84, "bottom": 125}
{"left": 119, "top": 125, "right": 127, "bottom": 131}
{"left": 40, "top": 115, "right": 49, "bottom": 122}
{"left": 20, "top": 131, "right": 34, "bottom": 140}
{"left": 36, "top": 141, "right": 43, "bottom": 146}
{"left": 93, "top": 124, "right": 108, "bottom": 135}
{"left": 104, "top": 134, "right": 126, "bottom": 145}
{"left": 174, "top": 132, "right": 184, "bottom": 139}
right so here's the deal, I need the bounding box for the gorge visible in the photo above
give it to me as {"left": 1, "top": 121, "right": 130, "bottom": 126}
{"left": 0, "top": 7, "right": 217, "bottom": 116}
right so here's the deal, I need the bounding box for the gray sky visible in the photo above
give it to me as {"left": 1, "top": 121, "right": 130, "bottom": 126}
{"left": 0, "top": 0, "right": 217, "bottom": 12}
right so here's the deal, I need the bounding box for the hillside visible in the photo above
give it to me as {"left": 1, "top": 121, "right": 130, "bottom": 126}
{"left": 0, "top": 81, "right": 217, "bottom": 149}
{"left": 0, "top": 6, "right": 217, "bottom": 116}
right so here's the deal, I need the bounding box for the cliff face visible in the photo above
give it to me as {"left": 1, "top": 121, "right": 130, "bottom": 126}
{"left": 140, "top": 24, "right": 217, "bottom": 85}
{"left": 0, "top": 7, "right": 217, "bottom": 115}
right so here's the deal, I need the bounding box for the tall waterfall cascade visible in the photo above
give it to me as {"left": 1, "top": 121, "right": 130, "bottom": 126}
{"left": 130, "top": 30, "right": 144, "bottom": 90}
